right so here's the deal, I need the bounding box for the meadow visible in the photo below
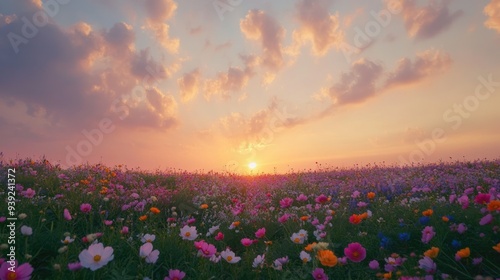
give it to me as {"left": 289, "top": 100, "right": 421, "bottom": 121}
{"left": 0, "top": 158, "right": 499, "bottom": 280}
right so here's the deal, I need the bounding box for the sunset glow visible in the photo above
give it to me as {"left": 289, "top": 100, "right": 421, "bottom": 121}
{"left": 1, "top": 1, "right": 499, "bottom": 173}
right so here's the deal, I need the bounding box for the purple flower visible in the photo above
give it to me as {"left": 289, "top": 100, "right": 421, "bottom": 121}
{"left": 369, "top": 260, "right": 379, "bottom": 270}
{"left": 312, "top": 268, "right": 328, "bottom": 280}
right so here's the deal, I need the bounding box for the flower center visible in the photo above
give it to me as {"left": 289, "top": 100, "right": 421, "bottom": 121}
{"left": 227, "top": 256, "right": 233, "bottom": 262}
{"left": 353, "top": 252, "right": 359, "bottom": 257}
{"left": 294, "top": 238, "right": 300, "bottom": 243}
{"left": 146, "top": 239, "right": 152, "bottom": 243}
{"left": 7, "top": 272, "right": 17, "bottom": 280}
{"left": 94, "top": 254, "right": 102, "bottom": 262}
{"left": 185, "top": 232, "right": 191, "bottom": 237}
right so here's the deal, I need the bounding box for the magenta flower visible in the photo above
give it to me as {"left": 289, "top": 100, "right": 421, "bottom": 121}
{"left": 68, "top": 262, "right": 82, "bottom": 271}
{"left": 344, "top": 242, "right": 367, "bottom": 262}
{"left": 21, "top": 188, "right": 36, "bottom": 198}
{"left": 215, "top": 232, "right": 224, "bottom": 241}
{"left": 80, "top": 203, "right": 92, "bottom": 213}
{"left": 474, "top": 193, "right": 491, "bottom": 204}
{"left": 296, "top": 194, "right": 308, "bottom": 201}
{"left": 165, "top": 269, "right": 186, "bottom": 280}
{"left": 63, "top": 208, "right": 72, "bottom": 221}
{"left": 255, "top": 227, "right": 266, "bottom": 238}
{"left": 279, "top": 197, "right": 293, "bottom": 208}
{"left": 421, "top": 226, "right": 435, "bottom": 244}
{"left": 241, "top": 238, "right": 253, "bottom": 247}
{"left": 312, "top": 268, "right": 328, "bottom": 280}
{"left": 315, "top": 194, "right": 328, "bottom": 204}
{"left": 278, "top": 214, "right": 290, "bottom": 223}
{"left": 121, "top": 226, "right": 129, "bottom": 235}
{"left": 479, "top": 213, "right": 493, "bottom": 225}
{"left": 197, "top": 242, "right": 216, "bottom": 258}
{"left": 0, "top": 260, "right": 33, "bottom": 280}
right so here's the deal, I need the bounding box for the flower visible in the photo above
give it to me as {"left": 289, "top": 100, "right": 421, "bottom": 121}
{"left": 67, "top": 262, "right": 82, "bottom": 271}
{"left": 317, "top": 249, "right": 337, "bottom": 267}
{"left": 424, "top": 247, "right": 439, "bottom": 259}
{"left": 180, "top": 226, "right": 198, "bottom": 241}
{"left": 141, "top": 234, "right": 156, "bottom": 243}
{"left": 474, "top": 193, "right": 491, "bottom": 204}
{"left": 279, "top": 197, "right": 294, "bottom": 208}
{"left": 479, "top": 214, "right": 493, "bottom": 225}
{"left": 487, "top": 200, "right": 500, "bottom": 212}
{"left": 200, "top": 204, "right": 209, "bottom": 209}
{"left": 278, "top": 214, "right": 290, "bottom": 223}
{"left": 140, "top": 242, "right": 160, "bottom": 264}
{"left": 80, "top": 203, "right": 92, "bottom": 213}
{"left": 220, "top": 249, "right": 241, "bottom": 263}
{"left": 312, "top": 268, "right": 328, "bottom": 280}
{"left": 369, "top": 260, "right": 379, "bottom": 270}
{"left": 78, "top": 242, "right": 114, "bottom": 271}
{"left": 344, "top": 242, "right": 366, "bottom": 262}
{"left": 241, "top": 238, "right": 253, "bottom": 247}
{"left": 315, "top": 194, "right": 329, "bottom": 204}
{"left": 150, "top": 207, "right": 161, "bottom": 214}
{"left": 63, "top": 208, "right": 72, "bottom": 221}
{"left": 0, "top": 260, "right": 33, "bottom": 280}
{"left": 252, "top": 254, "right": 265, "bottom": 268}
{"left": 121, "top": 226, "right": 129, "bottom": 235}
{"left": 422, "top": 209, "right": 433, "bottom": 217}
{"left": 455, "top": 247, "right": 470, "bottom": 261}
{"left": 20, "top": 225, "right": 32, "bottom": 236}
{"left": 290, "top": 230, "right": 308, "bottom": 244}
{"left": 255, "top": 227, "right": 266, "bottom": 238}
{"left": 273, "top": 256, "right": 289, "bottom": 270}
{"left": 418, "top": 256, "right": 436, "bottom": 274}
{"left": 367, "top": 192, "right": 376, "bottom": 199}
{"left": 197, "top": 242, "right": 217, "bottom": 258}
{"left": 215, "top": 232, "right": 224, "bottom": 241}
{"left": 421, "top": 226, "right": 435, "bottom": 244}
{"left": 493, "top": 242, "right": 500, "bottom": 253}
{"left": 349, "top": 214, "right": 362, "bottom": 224}
{"left": 300, "top": 251, "right": 311, "bottom": 263}
{"left": 457, "top": 223, "right": 468, "bottom": 234}
{"left": 61, "top": 236, "right": 75, "bottom": 245}
{"left": 164, "top": 269, "right": 186, "bottom": 280}
{"left": 139, "top": 215, "right": 148, "bottom": 221}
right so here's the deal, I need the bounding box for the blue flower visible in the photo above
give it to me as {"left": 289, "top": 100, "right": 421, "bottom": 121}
{"left": 451, "top": 239, "right": 461, "bottom": 249}
{"left": 419, "top": 217, "right": 430, "bottom": 225}
{"left": 398, "top": 233, "right": 410, "bottom": 242}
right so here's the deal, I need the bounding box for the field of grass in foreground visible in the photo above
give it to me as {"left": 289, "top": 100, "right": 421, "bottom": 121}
{"left": 1, "top": 158, "right": 500, "bottom": 280}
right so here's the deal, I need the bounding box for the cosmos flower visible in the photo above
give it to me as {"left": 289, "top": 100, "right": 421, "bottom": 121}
{"left": 164, "top": 269, "right": 186, "bottom": 280}
{"left": 220, "top": 249, "right": 241, "bottom": 264}
{"left": 0, "top": 260, "right": 33, "bottom": 280}
{"left": 180, "top": 226, "right": 198, "bottom": 241}
{"left": 344, "top": 242, "right": 366, "bottom": 263}
{"left": 78, "top": 243, "right": 114, "bottom": 271}
{"left": 140, "top": 242, "right": 160, "bottom": 264}
{"left": 312, "top": 268, "right": 328, "bottom": 280}
{"left": 317, "top": 250, "right": 337, "bottom": 267}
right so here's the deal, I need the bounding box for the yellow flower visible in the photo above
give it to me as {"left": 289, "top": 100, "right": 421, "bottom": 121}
{"left": 424, "top": 247, "right": 440, "bottom": 258}
{"left": 317, "top": 249, "right": 337, "bottom": 267}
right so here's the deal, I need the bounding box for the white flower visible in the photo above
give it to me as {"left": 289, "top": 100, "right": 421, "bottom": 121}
{"left": 300, "top": 251, "right": 311, "bottom": 263}
{"left": 180, "top": 225, "right": 198, "bottom": 241}
{"left": 220, "top": 249, "right": 241, "bottom": 264}
{"left": 139, "top": 242, "right": 160, "bottom": 264}
{"left": 206, "top": 225, "right": 220, "bottom": 236}
{"left": 78, "top": 243, "right": 114, "bottom": 271}
{"left": 252, "top": 254, "right": 265, "bottom": 268}
{"left": 20, "top": 225, "right": 32, "bottom": 236}
{"left": 61, "top": 236, "right": 75, "bottom": 244}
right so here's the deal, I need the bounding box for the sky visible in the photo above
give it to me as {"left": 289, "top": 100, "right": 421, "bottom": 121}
{"left": 1, "top": 0, "right": 500, "bottom": 174}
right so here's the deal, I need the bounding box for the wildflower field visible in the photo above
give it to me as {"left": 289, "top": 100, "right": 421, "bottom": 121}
{"left": 1, "top": 158, "right": 500, "bottom": 280}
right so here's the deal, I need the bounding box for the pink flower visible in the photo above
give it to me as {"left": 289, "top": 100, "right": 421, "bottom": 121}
{"left": 474, "top": 193, "right": 491, "bottom": 204}
{"left": 421, "top": 226, "right": 435, "bottom": 244}
{"left": 344, "top": 242, "right": 367, "bottom": 262}
{"left": 21, "top": 188, "right": 36, "bottom": 198}
{"left": 312, "top": 268, "right": 328, "bottom": 280}
{"left": 279, "top": 197, "right": 294, "bottom": 208}
{"left": 104, "top": 220, "right": 113, "bottom": 226}
{"left": 255, "top": 227, "right": 266, "bottom": 239}
{"left": 165, "top": 269, "right": 186, "bottom": 280}
{"left": 80, "top": 203, "right": 92, "bottom": 213}
{"left": 0, "top": 260, "right": 33, "bottom": 280}
{"left": 369, "top": 260, "right": 379, "bottom": 270}
{"left": 0, "top": 217, "right": 6, "bottom": 223}
{"left": 296, "top": 194, "right": 308, "bottom": 201}
{"left": 120, "top": 226, "right": 129, "bottom": 235}
{"left": 67, "top": 262, "right": 82, "bottom": 271}
{"left": 78, "top": 242, "right": 114, "bottom": 271}
{"left": 215, "top": 232, "right": 224, "bottom": 241}
{"left": 315, "top": 194, "right": 328, "bottom": 204}
{"left": 241, "top": 238, "right": 253, "bottom": 247}
{"left": 458, "top": 195, "right": 469, "bottom": 209}
{"left": 140, "top": 242, "right": 160, "bottom": 264}
{"left": 479, "top": 213, "right": 493, "bottom": 225}
{"left": 351, "top": 191, "right": 361, "bottom": 198}
{"left": 197, "top": 242, "right": 216, "bottom": 258}
{"left": 457, "top": 223, "right": 467, "bottom": 234}
{"left": 418, "top": 257, "right": 436, "bottom": 274}
{"left": 278, "top": 214, "right": 290, "bottom": 223}
{"left": 63, "top": 208, "right": 72, "bottom": 221}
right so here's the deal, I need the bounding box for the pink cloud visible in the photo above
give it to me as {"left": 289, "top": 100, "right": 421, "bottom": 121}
{"left": 394, "top": 0, "right": 463, "bottom": 40}
{"left": 484, "top": 0, "right": 500, "bottom": 33}
{"left": 178, "top": 68, "right": 201, "bottom": 102}
{"left": 240, "top": 10, "right": 285, "bottom": 71}
{"left": 143, "top": 0, "right": 179, "bottom": 52}
{"left": 293, "top": 0, "right": 344, "bottom": 56}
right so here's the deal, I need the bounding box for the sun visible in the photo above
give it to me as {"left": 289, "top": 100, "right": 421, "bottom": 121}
{"left": 248, "top": 162, "right": 257, "bottom": 170}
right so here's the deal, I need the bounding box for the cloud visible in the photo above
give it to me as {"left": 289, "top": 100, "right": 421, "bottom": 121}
{"left": 385, "top": 49, "right": 452, "bottom": 88}
{"left": 329, "top": 59, "right": 384, "bottom": 105}
{"left": 484, "top": 0, "right": 500, "bottom": 33}
{"left": 177, "top": 68, "right": 201, "bottom": 102}
{"left": 0, "top": 4, "right": 179, "bottom": 136}
{"left": 293, "top": 0, "right": 344, "bottom": 56}
{"left": 394, "top": 0, "right": 463, "bottom": 40}
{"left": 143, "top": 0, "right": 179, "bottom": 53}
{"left": 240, "top": 10, "right": 285, "bottom": 71}
{"left": 203, "top": 55, "right": 259, "bottom": 100}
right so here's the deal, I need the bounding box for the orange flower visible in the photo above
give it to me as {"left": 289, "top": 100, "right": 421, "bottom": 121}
{"left": 200, "top": 204, "right": 209, "bottom": 209}
{"left": 232, "top": 221, "right": 240, "bottom": 227}
{"left": 300, "top": 216, "right": 309, "bottom": 221}
{"left": 422, "top": 209, "right": 433, "bottom": 217}
{"left": 456, "top": 247, "right": 470, "bottom": 259}
{"left": 487, "top": 200, "right": 500, "bottom": 212}
{"left": 383, "top": 271, "right": 392, "bottom": 279}
{"left": 367, "top": 192, "right": 376, "bottom": 199}
{"left": 424, "top": 247, "right": 440, "bottom": 258}
{"left": 150, "top": 207, "right": 160, "bottom": 214}
{"left": 305, "top": 242, "right": 317, "bottom": 252}
{"left": 100, "top": 187, "right": 108, "bottom": 195}
{"left": 493, "top": 242, "right": 500, "bottom": 253}
{"left": 359, "top": 212, "right": 368, "bottom": 220}
{"left": 317, "top": 249, "right": 337, "bottom": 267}
{"left": 264, "top": 241, "right": 273, "bottom": 246}
{"left": 442, "top": 216, "right": 449, "bottom": 222}
{"left": 349, "top": 214, "right": 362, "bottom": 224}
{"left": 139, "top": 215, "right": 148, "bottom": 221}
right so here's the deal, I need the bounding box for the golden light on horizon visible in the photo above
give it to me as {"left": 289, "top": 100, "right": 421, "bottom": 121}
{"left": 248, "top": 162, "right": 257, "bottom": 170}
